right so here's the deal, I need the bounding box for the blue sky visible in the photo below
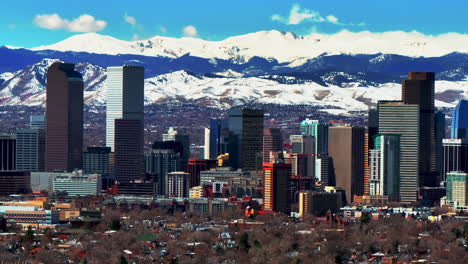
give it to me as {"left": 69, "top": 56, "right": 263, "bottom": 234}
{"left": 1, "top": 0, "right": 467, "bottom": 48}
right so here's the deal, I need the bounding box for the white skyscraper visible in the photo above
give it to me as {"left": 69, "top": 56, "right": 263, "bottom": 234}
{"left": 106, "top": 66, "right": 144, "bottom": 151}
{"left": 204, "top": 127, "right": 210, "bottom": 159}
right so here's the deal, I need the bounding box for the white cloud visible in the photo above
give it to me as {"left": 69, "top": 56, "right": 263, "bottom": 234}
{"left": 288, "top": 4, "right": 322, "bottom": 25}
{"left": 33, "top": 14, "right": 107, "bottom": 32}
{"left": 326, "top": 15, "right": 339, "bottom": 24}
{"left": 159, "top": 26, "right": 167, "bottom": 33}
{"left": 124, "top": 14, "right": 137, "bottom": 26}
{"left": 183, "top": 25, "right": 198, "bottom": 37}
{"left": 271, "top": 4, "right": 361, "bottom": 26}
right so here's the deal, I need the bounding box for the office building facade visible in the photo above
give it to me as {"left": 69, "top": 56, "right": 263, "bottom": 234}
{"left": 446, "top": 171, "right": 468, "bottom": 207}
{"left": 451, "top": 99, "right": 468, "bottom": 139}
{"left": 16, "top": 128, "right": 45, "bottom": 172}
{"left": 114, "top": 119, "right": 144, "bottom": 182}
{"left": 46, "top": 62, "right": 83, "bottom": 172}
{"left": 145, "top": 149, "right": 181, "bottom": 196}
{"left": 83, "top": 147, "right": 111, "bottom": 174}
{"left": 263, "top": 128, "right": 283, "bottom": 163}
{"left": 369, "top": 134, "right": 400, "bottom": 199}
{"left": 0, "top": 171, "right": 30, "bottom": 195}
{"left": 187, "top": 159, "right": 216, "bottom": 188}
{"left": 300, "top": 119, "right": 328, "bottom": 154}
{"left": 263, "top": 161, "right": 291, "bottom": 214}
{"left": 378, "top": 101, "right": 419, "bottom": 203}
{"left": 52, "top": 172, "right": 102, "bottom": 197}
{"left": 166, "top": 172, "right": 189, "bottom": 197}
{"left": 106, "top": 65, "right": 144, "bottom": 151}
{"left": 402, "top": 72, "right": 436, "bottom": 187}
{"left": 0, "top": 134, "right": 16, "bottom": 171}
{"left": 442, "top": 139, "right": 468, "bottom": 181}
{"left": 228, "top": 108, "right": 264, "bottom": 171}
{"left": 328, "top": 126, "right": 365, "bottom": 203}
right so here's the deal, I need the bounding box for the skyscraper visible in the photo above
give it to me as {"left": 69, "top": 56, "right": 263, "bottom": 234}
{"left": 263, "top": 160, "right": 291, "bottom": 214}
{"left": 209, "top": 119, "right": 229, "bottom": 160}
{"left": 435, "top": 111, "right": 446, "bottom": 183}
{"left": 300, "top": 119, "right": 328, "bottom": 154}
{"left": 378, "top": 101, "right": 419, "bottom": 203}
{"left": 166, "top": 172, "right": 189, "bottom": 197}
{"left": 16, "top": 128, "right": 45, "bottom": 172}
{"left": 402, "top": 72, "right": 436, "bottom": 187}
{"left": 145, "top": 149, "right": 181, "bottom": 196}
{"left": 161, "top": 128, "right": 190, "bottom": 171}
{"left": 187, "top": 159, "right": 216, "bottom": 188}
{"left": 0, "top": 134, "right": 16, "bottom": 171}
{"left": 114, "top": 119, "right": 144, "bottom": 183}
{"left": 369, "top": 134, "right": 400, "bottom": 199}
{"left": 451, "top": 99, "right": 468, "bottom": 139}
{"left": 442, "top": 138, "right": 468, "bottom": 181}
{"left": 263, "top": 128, "right": 283, "bottom": 163}
{"left": 29, "top": 115, "right": 45, "bottom": 129}
{"left": 106, "top": 66, "right": 144, "bottom": 151}
{"left": 228, "top": 108, "right": 264, "bottom": 171}
{"left": 45, "top": 62, "right": 83, "bottom": 172}
{"left": 328, "top": 126, "right": 365, "bottom": 204}
{"left": 83, "top": 147, "right": 111, "bottom": 174}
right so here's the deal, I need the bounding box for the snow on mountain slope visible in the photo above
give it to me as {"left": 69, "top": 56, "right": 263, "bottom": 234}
{"left": 1, "top": 59, "right": 466, "bottom": 113}
{"left": 31, "top": 30, "right": 468, "bottom": 63}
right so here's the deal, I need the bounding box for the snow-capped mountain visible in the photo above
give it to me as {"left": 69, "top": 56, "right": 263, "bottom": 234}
{"left": 0, "top": 59, "right": 466, "bottom": 114}
{"left": 31, "top": 30, "right": 468, "bottom": 64}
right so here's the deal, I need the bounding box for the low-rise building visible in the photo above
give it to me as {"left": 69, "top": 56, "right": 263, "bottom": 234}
{"left": 52, "top": 171, "right": 101, "bottom": 197}
{"left": 188, "top": 198, "right": 227, "bottom": 215}
{"left": 0, "top": 206, "right": 59, "bottom": 229}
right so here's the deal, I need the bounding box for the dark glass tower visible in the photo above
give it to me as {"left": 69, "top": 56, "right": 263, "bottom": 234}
{"left": 451, "top": 99, "right": 468, "bottom": 139}
{"left": 45, "top": 62, "right": 83, "bottom": 172}
{"left": 228, "top": 108, "right": 264, "bottom": 171}
{"left": 402, "top": 72, "right": 436, "bottom": 187}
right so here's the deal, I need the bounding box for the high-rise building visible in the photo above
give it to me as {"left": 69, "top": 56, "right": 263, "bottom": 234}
{"left": 45, "top": 62, "right": 83, "bottom": 172}
{"left": 289, "top": 135, "right": 315, "bottom": 196}
{"left": 204, "top": 127, "right": 210, "bottom": 159}
{"left": 0, "top": 134, "right": 16, "bottom": 171}
{"left": 16, "top": 128, "right": 45, "bottom": 172}
{"left": 263, "top": 161, "right": 291, "bottom": 214}
{"left": 328, "top": 126, "right": 365, "bottom": 203}
{"left": 83, "top": 147, "right": 111, "bottom": 174}
{"left": 209, "top": 119, "right": 229, "bottom": 160}
{"left": 162, "top": 128, "right": 190, "bottom": 171}
{"left": 145, "top": 149, "right": 181, "bottom": 196}
{"left": 364, "top": 133, "right": 370, "bottom": 195}
{"left": 300, "top": 119, "right": 328, "bottom": 154}
{"left": 106, "top": 65, "right": 144, "bottom": 151}
{"left": 114, "top": 119, "right": 144, "bottom": 183}
{"left": 378, "top": 101, "right": 419, "bottom": 203}
{"left": 402, "top": 72, "right": 436, "bottom": 187}
{"left": 166, "top": 172, "right": 189, "bottom": 197}
{"left": 228, "top": 108, "right": 264, "bottom": 171}
{"left": 435, "top": 111, "right": 446, "bottom": 184}
{"left": 315, "top": 154, "right": 334, "bottom": 186}
{"left": 263, "top": 128, "right": 283, "bottom": 163}
{"left": 162, "top": 127, "right": 178, "bottom": 142}
{"left": 446, "top": 171, "right": 468, "bottom": 207}
{"left": 369, "top": 134, "right": 400, "bottom": 199}
{"left": 299, "top": 191, "right": 342, "bottom": 217}
{"left": 451, "top": 99, "right": 468, "bottom": 139}
{"left": 368, "top": 108, "right": 379, "bottom": 150}
{"left": 187, "top": 159, "right": 216, "bottom": 188}
{"left": 29, "top": 115, "right": 45, "bottom": 129}
{"left": 442, "top": 139, "right": 468, "bottom": 181}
